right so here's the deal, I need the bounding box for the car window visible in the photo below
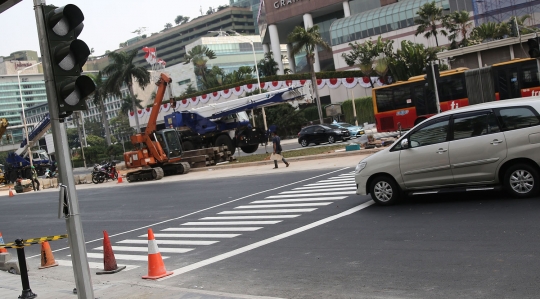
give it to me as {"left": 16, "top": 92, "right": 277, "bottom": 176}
{"left": 497, "top": 107, "right": 540, "bottom": 131}
{"left": 338, "top": 123, "right": 352, "bottom": 127}
{"left": 409, "top": 117, "right": 449, "bottom": 148}
{"left": 452, "top": 112, "right": 500, "bottom": 141}
{"left": 303, "top": 127, "right": 315, "bottom": 134}
{"left": 327, "top": 124, "right": 340, "bottom": 129}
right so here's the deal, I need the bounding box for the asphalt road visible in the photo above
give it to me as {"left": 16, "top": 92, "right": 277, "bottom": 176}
{"left": 2, "top": 168, "right": 539, "bottom": 299}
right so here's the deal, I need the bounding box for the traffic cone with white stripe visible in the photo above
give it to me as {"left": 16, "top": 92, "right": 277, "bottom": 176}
{"left": 142, "top": 228, "right": 173, "bottom": 280}
{"left": 96, "top": 231, "right": 126, "bottom": 275}
{"left": 117, "top": 172, "right": 122, "bottom": 184}
{"left": 0, "top": 232, "right": 7, "bottom": 253}
{"left": 8, "top": 187, "right": 14, "bottom": 197}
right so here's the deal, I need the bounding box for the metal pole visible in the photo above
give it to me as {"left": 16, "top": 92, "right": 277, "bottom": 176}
{"left": 15, "top": 240, "right": 37, "bottom": 299}
{"left": 351, "top": 89, "right": 358, "bottom": 126}
{"left": 18, "top": 69, "right": 34, "bottom": 167}
{"left": 78, "top": 112, "right": 87, "bottom": 168}
{"left": 33, "top": 1, "right": 94, "bottom": 298}
{"left": 430, "top": 61, "right": 441, "bottom": 113}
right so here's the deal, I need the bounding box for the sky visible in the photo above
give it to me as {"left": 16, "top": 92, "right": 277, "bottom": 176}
{"left": 0, "top": 0, "right": 230, "bottom": 57}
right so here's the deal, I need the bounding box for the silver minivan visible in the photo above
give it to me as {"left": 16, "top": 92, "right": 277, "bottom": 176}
{"left": 355, "top": 97, "right": 540, "bottom": 205}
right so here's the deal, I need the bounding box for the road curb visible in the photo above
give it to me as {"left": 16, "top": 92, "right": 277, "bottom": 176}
{"left": 191, "top": 149, "right": 381, "bottom": 172}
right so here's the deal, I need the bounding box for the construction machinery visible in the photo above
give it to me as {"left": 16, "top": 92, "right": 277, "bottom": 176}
{"left": 163, "top": 84, "right": 310, "bottom": 155}
{"left": 123, "top": 73, "right": 190, "bottom": 182}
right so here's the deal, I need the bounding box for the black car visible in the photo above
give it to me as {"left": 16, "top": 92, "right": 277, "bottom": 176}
{"left": 297, "top": 124, "right": 350, "bottom": 147}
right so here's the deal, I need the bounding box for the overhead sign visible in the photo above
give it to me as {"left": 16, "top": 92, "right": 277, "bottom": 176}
{"left": 273, "top": 0, "right": 302, "bottom": 9}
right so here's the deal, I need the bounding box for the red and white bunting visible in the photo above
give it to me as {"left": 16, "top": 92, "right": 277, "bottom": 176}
{"left": 268, "top": 81, "right": 282, "bottom": 90}
{"left": 327, "top": 78, "right": 341, "bottom": 89}
{"left": 129, "top": 110, "right": 135, "bottom": 119}
{"left": 232, "top": 85, "right": 244, "bottom": 96}
{"left": 375, "top": 77, "right": 384, "bottom": 86}
{"left": 179, "top": 98, "right": 190, "bottom": 109}
{"left": 298, "top": 79, "right": 309, "bottom": 86}
{"left": 160, "top": 103, "right": 171, "bottom": 113}
{"left": 244, "top": 83, "right": 257, "bottom": 93}
{"left": 316, "top": 78, "right": 326, "bottom": 89}
{"left": 220, "top": 88, "right": 232, "bottom": 99}
{"left": 342, "top": 77, "right": 358, "bottom": 89}
{"left": 137, "top": 109, "right": 145, "bottom": 118}
{"left": 209, "top": 91, "right": 220, "bottom": 102}
{"left": 190, "top": 96, "right": 200, "bottom": 106}
{"left": 284, "top": 79, "right": 294, "bottom": 87}
{"left": 258, "top": 81, "right": 269, "bottom": 90}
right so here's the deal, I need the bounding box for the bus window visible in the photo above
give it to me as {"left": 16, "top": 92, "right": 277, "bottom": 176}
{"left": 521, "top": 65, "right": 539, "bottom": 89}
{"left": 393, "top": 86, "right": 413, "bottom": 110}
{"left": 375, "top": 89, "right": 393, "bottom": 112}
{"left": 438, "top": 75, "right": 467, "bottom": 102}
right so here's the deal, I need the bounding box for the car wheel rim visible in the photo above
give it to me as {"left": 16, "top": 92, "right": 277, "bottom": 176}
{"left": 329, "top": 136, "right": 334, "bottom": 143}
{"left": 510, "top": 170, "right": 534, "bottom": 194}
{"left": 374, "top": 181, "right": 393, "bottom": 202}
{"left": 301, "top": 140, "right": 307, "bottom": 146}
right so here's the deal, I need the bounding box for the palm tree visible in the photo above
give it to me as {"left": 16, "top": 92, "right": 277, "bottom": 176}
{"left": 120, "top": 94, "right": 143, "bottom": 115}
{"left": 87, "top": 72, "right": 112, "bottom": 145}
{"left": 470, "top": 22, "right": 509, "bottom": 42}
{"left": 443, "top": 10, "right": 473, "bottom": 48}
{"left": 103, "top": 50, "right": 151, "bottom": 133}
{"left": 288, "top": 25, "right": 331, "bottom": 124}
{"left": 184, "top": 45, "right": 216, "bottom": 90}
{"left": 415, "top": 2, "right": 447, "bottom": 47}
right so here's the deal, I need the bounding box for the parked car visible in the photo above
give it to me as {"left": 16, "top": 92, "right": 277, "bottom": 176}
{"left": 332, "top": 121, "right": 365, "bottom": 137}
{"left": 298, "top": 124, "right": 350, "bottom": 147}
{"left": 354, "top": 97, "right": 540, "bottom": 205}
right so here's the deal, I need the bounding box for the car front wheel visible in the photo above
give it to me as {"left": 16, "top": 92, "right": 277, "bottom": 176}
{"left": 300, "top": 139, "right": 308, "bottom": 147}
{"left": 328, "top": 135, "right": 335, "bottom": 144}
{"left": 370, "top": 175, "right": 400, "bottom": 205}
{"left": 504, "top": 163, "right": 540, "bottom": 198}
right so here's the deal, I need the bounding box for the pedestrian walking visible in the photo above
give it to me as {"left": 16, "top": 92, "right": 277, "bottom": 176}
{"left": 271, "top": 132, "right": 289, "bottom": 169}
{"left": 31, "top": 165, "right": 40, "bottom": 191}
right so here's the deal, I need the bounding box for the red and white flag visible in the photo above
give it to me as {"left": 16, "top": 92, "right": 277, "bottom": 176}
{"left": 157, "top": 59, "right": 166, "bottom": 67}
{"left": 142, "top": 47, "right": 157, "bottom": 65}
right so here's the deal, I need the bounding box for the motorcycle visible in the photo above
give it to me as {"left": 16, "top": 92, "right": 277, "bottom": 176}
{"left": 91, "top": 161, "right": 118, "bottom": 184}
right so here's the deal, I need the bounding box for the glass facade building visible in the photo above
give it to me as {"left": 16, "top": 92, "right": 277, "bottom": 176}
{"left": 230, "top": 0, "right": 262, "bottom": 34}
{"left": 330, "top": 0, "right": 450, "bottom": 46}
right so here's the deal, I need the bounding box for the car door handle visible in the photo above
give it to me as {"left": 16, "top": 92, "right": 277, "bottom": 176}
{"left": 436, "top": 148, "right": 448, "bottom": 154}
{"left": 490, "top": 139, "right": 503, "bottom": 145}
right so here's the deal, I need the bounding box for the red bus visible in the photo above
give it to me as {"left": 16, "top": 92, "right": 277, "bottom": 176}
{"left": 372, "top": 58, "right": 540, "bottom": 132}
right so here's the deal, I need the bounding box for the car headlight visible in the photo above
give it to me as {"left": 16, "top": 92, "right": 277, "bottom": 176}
{"left": 355, "top": 161, "right": 367, "bottom": 174}
{"left": 334, "top": 130, "right": 343, "bottom": 134}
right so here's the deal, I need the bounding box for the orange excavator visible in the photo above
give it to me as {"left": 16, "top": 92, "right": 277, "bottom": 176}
{"left": 123, "top": 73, "right": 190, "bottom": 182}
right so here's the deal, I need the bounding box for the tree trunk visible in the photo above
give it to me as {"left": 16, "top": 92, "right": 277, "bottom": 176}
{"left": 308, "top": 53, "right": 324, "bottom": 124}
{"left": 129, "top": 83, "right": 141, "bottom": 133}
{"left": 99, "top": 100, "right": 112, "bottom": 146}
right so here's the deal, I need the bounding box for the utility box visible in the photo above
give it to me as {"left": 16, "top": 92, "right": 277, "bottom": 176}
{"left": 346, "top": 144, "right": 361, "bottom": 151}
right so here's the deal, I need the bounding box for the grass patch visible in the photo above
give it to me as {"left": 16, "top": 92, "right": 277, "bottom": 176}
{"left": 236, "top": 144, "right": 347, "bottom": 163}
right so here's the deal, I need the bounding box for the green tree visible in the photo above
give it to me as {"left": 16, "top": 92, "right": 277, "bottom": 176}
{"left": 443, "top": 10, "right": 473, "bottom": 49}
{"left": 388, "top": 41, "right": 439, "bottom": 81}
{"left": 103, "top": 50, "right": 151, "bottom": 133}
{"left": 181, "top": 83, "right": 198, "bottom": 96}
{"left": 184, "top": 45, "right": 217, "bottom": 91}
{"left": 470, "top": 22, "right": 509, "bottom": 42}
{"left": 85, "top": 120, "right": 105, "bottom": 137}
{"left": 86, "top": 135, "right": 106, "bottom": 147}
{"left": 174, "top": 15, "right": 190, "bottom": 25}
{"left": 110, "top": 114, "right": 134, "bottom": 151}
{"left": 257, "top": 52, "right": 279, "bottom": 77}
{"left": 223, "top": 66, "right": 254, "bottom": 85}
{"left": 288, "top": 25, "right": 331, "bottom": 125}
{"left": 341, "top": 36, "right": 393, "bottom": 85}
{"left": 255, "top": 104, "right": 307, "bottom": 137}
{"left": 66, "top": 128, "right": 81, "bottom": 149}
{"left": 415, "top": 1, "right": 447, "bottom": 47}
{"left": 164, "top": 23, "right": 173, "bottom": 30}
{"left": 120, "top": 94, "right": 143, "bottom": 115}
{"left": 87, "top": 71, "right": 112, "bottom": 146}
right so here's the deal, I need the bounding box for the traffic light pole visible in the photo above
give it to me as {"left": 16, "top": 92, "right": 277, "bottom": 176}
{"left": 33, "top": 1, "right": 94, "bottom": 298}
{"left": 430, "top": 62, "right": 441, "bottom": 113}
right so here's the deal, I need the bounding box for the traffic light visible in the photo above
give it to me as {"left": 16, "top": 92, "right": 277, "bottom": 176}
{"left": 42, "top": 4, "right": 95, "bottom": 118}
{"left": 423, "top": 63, "right": 439, "bottom": 91}
{"left": 527, "top": 37, "right": 540, "bottom": 58}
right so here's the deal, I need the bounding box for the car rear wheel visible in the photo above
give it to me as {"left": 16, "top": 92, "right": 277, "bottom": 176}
{"left": 300, "top": 139, "right": 308, "bottom": 147}
{"left": 328, "top": 136, "right": 335, "bottom": 144}
{"left": 370, "top": 175, "right": 400, "bottom": 205}
{"left": 504, "top": 163, "right": 540, "bottom": 198}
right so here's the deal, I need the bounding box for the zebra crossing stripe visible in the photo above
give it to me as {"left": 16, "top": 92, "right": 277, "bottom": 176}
{"left": 304, "top": 181, "right": 355, "bottom": 186}
{"left": 218, "top": 209, "right": 317, "bottom": 214}
{"left": 140, "top": 234, "right": 240, "bottom": 238}
{"left": 200, "top": 215, "right": 300, "bottom": 220}
{"left": 79, "top": 253, "right": 159, "bottom": 261}
{"left": 56, "top": 259, "right": 139, "bottom": 271}
{"left": 235, "top": 203, "right": 332, "bottom": 209}
{"left": 320, "top": 177, "right": 355, "bottom": 181}
{"left": 250, "top": 197, "right": 346, "bottom": 204}
{"left": 317, "top": 179, "right": 355, "bottom": 183}
{"left": 118, "top": 240, "right": 218, "bottom": 245}
{"left": 293, "top": 185, "right": 353, "bottom": 190}
{"left": 93, "top": 246, "right": 194, "bottom": 253}
{"left": 281, "top": 187, "right": 357, "bottom": 193}
{"left": 268, "top": 191, "right": 356, "bottom": 198}
{"left": 182, "top": 221, "right": 281, "bottom": 225}
{"left": 161, "top": 227, "right": 263, "bottom": 232}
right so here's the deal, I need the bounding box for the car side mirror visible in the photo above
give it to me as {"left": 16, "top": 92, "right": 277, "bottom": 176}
{"left": 401, "top": 139, "right": 409, "bottom": 149}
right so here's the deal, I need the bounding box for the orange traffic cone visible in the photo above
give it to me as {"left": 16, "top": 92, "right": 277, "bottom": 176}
{"left": 97, "top": 231, "right": 126, "bottom": 275}
{"left": 8, "top": 187, "right": 14, "bottom": 197}
{"left": 117, "top": 172, "right": 122, "bottom": 184}
{"left": 0, "top": 232, "right": 7, "bottom": 253}
{"left": 142, "top": 228, "right": 173, "bottom": 280}
{"left": 39, "top": 241, "right": 58, "bottom": 269}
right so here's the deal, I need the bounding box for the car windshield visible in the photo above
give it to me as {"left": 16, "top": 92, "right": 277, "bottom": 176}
{"left": 326, "top": 125, "right": 340, "bottom": 129}
{"left": 337, "top": 123, "right": 353, "bottom": 127}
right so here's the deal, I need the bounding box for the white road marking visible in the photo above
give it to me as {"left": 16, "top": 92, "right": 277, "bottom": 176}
{"left": 56, "top": 259, "right": 139, "bottom": 271}
{"left": 27, "top": 167, "right": 350, "bottom": 259}
{"left": 200, "top": 215, "right": 300, "bottom": 220}
{"left": 268, "top": 191, "right": 356, "bottom": 198}
{"left": 320, "top": 177, "right": 355, "bottom": 181}
{"left": 281, "top": 187, "right": 356, "bottom": 193}
{"left": 159, "top": 201, "right": 375, "bottom": 280}
{"left": 218, "top": 209, "right": 317, "bottom": 214}
{"left": 293, "top": 185, "right": 353, "bottom": 190}
{"left": 118, "top": 240, "right": 218, "bottom": 245}
{"left": 235, "top": 202, "right": 332, "bottom": 209}
{"left": 162, "top": 227, "right": 263, "bottom": 232}
{"left": 140, "top": 233, "right": 240, "bottom": 238}
{"left": 77, "top": 253, "right": 161, "bottom": 261}
{"left": 317, "top": 179, "right": 355, "bottom": 183}
{"left": 250, "top": 197, "right": 345, "bottom": 204}
{"left": 182, "top": 221, "right": 281, "bottom": 225}
{"left": 304, "top": 181, "right": 355, "bottom": 187}
{"left": 338, "top": 174, "right": 355, "bottom": 177}
{"left": 93, "top": 246, "right": 194, "bottom": 253}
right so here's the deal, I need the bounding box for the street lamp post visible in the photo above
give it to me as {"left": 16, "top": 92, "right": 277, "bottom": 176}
{"left": 17, "top": 62, "right": 42, "bottom": 167}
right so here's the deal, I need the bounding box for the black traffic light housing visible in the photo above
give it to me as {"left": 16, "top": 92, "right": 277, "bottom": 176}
{"left": 528, "top": 37, "right": 540, "bottom": 58}
{"left": 42, "top": 4, "right": 95, "bottom": 118}
{"left": 423, "top": 62, "right": 440, "bottom": 91}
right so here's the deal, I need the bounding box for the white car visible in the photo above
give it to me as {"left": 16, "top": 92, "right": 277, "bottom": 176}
{"left": 355, "top": 97, "right": 540, "bottom": 205}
